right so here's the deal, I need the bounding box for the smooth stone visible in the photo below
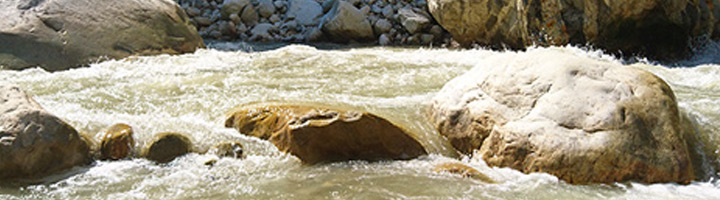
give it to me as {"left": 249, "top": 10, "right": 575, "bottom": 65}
{"left": 221, "top": 0, "right": 251, "bottom": 19}
{"left": 373, "top": 18, "right": 392, "bottom": 34}
{"left": 240, "top": 4, "right": 259, "bottom": 25}
{"left": 398, "top": 7, "right": 429, "bottom": 34}
{"left": 269, "top": 14, "right": 281, "bottom": 23}
{"left": 100, "top": 123, "right": 135, "bottom": 160}
{"left": 194, "top": 16, "right": 214, "bottom": 26}
{"left": 0, "top": 85, "right": 91, "bottom": 179}
{"left": 420, "top": 33, "right": 434, "bottom": 45}
{"left": 250, "top": 23, "right": 274, "bottom": 40}
{"left": 186, "top": 7, "right": 202, "bottom": 17}
{"left": 257, "top": 0, "right": 276, "bottom": 18}
{"left": 321, "top": 0, "right": 374, "bottom": 42}
{"left": 141, "top": 132, "right": 194, "bottom": 163}
{"left": 225, "top": 103, "right": 427, "bottom": 164}
{"left": 378, "top": 33, "right": 391, "bottom": 45}
{"left": 381, "top": 4, "right": 393, "bottom": 18}
{"left": 287, "top": 0, "right": 323, "bottom": 25}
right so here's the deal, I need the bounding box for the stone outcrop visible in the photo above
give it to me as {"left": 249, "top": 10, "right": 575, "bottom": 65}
{"left": 433, "top": 162, "right": 495, "bottom": 183}
{"left": 321, "top": 0, "right": 374, "bottom": 42}
{"left": 428, "top": 49, "right": 697, "bottom": 184}
{"left": 100, "top": 123, "right": 135, "bottom": 160}
{"left": 225, "top": 103, "right": 427, "bottom": 164}
{"left": 428, "top": 0, "right": 720, "bottom": 60}
{"left": 0, "top": 0, "right": 204, "bottom": 71}
{"left": 141, "top": 132, "right": 194, "bottom": 163}
{"left": 0, "top": 85, "right": 91, "bottom": 180}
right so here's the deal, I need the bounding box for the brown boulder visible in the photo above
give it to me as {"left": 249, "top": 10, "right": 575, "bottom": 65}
{"left": 141, "top": 132, "right": 194, "bottom": 163}
{"left": 225, "top": 103, "right": 427, "bottom": 164}
{"left": 0, "top": 85, "right": 91, "bottom": 180}
{"left": 100, "top": 123, "right": 135, "bottom": 160}
{"left": 428, "top": 49, "right": 698, "bottom": 184}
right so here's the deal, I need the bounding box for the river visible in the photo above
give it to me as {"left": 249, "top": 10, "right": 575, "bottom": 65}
{"left": 0, "top": 43, "right": 718, "bottom": 199}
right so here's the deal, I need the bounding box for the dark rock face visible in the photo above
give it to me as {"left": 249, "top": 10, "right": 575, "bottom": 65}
{"left": 141, "top": 132, "right": 194, "bottom": 163}
{"left": 225, "top": 103, "right": 427, "bottom": 164}
{"left": 428, "top": 0, "right": 720, "bottom": 60}
{"left": 428, "top": 49, "right": 698, "bottom": 184}
{"left": 0, "top": 85, "right": 91, "bottom": 180}
{"left": 0, "top": 0, "right": 204, "bottom": 71}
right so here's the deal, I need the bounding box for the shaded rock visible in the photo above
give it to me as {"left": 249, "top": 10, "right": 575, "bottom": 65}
{"left": 219, "top": 21, "right": 237, "bottom": 36}
{"left": 0, "top": 0, "right": 204, "bottom": 71}
{"left": 241, "top": 4, "right": 259, "bottom": 25}
{"left": 288, "top": 0, "right": 323, "bottom": 25}
{"left": 208, "top": 141, "right": 245, "bottom": 159}
{"left": 306, "top": 27, "right": 324, "bottom": 42}
{"left": 429, "top": 25, "right": 443, "bottom": 39}
{"left": 419, "top": 33, "right": 434, "bottom": 44}
{"left": 249, "top": 23, "right": 274, "bottom": 40}
{"left": 428, "top": 49, "right": 698, "bottom": 184}
{"left": 257, "top": 0, "right": 276, "bottom": 18}
{"left": 194, "top": 16, "right": 214, "bottom": 26}
{"left": 0, "top": 85, "right": 91, "bottom": 179}
{"left": 427, "top": 0, "right": 719, "bottom": 60}
{"left": 221, "top": 0, "right": 251, "bottom": 19}
{"left": 381, "top": 4, "right": 393, "bottom": 18}
{"left": 434, "top": 162, "right": 495, "bottom": 183}
{"left": 398, "top": 7, "right": 429, "bottom": 34}
{"left": 269, "top": 14, "right": 282, "bottom": 23}
{"left": 321, "top": 0, "right": 374, "bottom": 42}
{"left": 378, "top": 33, "right": 391, "bottom": 45}
{"left": 225, "top": 103, "right": 427, "bottom": 164}
{"left": 229, "top": 13, "right": 243, "bottom": 25}
{"left": 141, "top": 132, "right": 194, "bottom": 163}
{"left": 100, "top": 123, "right": 135, "bottom": 160}
{"left": 373, "top": 18, "right": 392, "bottom": 34}
{"left": 186, "top": 7, "right": 202, "bottom": 17}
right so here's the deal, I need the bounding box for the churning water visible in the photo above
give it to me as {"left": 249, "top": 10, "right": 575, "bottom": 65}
{"left": 0, "top": 43, "right": 718, "bottom": 199}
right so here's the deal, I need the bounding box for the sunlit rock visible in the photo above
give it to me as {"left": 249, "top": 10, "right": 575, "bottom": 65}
{"left": 0, "top": 85, "right": 91, "bottom": 180}
{"left": 100, "top": 123, "right": 135, "bottom": 160}
{"left": 428, "top": 49, "right": 698, "bottom": 184}
{"left": 321, "top": 0, "right": 374, "bottom": 42}
{"left": 225, "top": 103, "right": 427, "bottom": 164}
{"left": 141, "top": 132, "right": 194, "bottom": 163}
{"left": 0, "top": 0, "right": 204, "bottom": 71}
{"left": 433, "top": 162, "right": 495, "bottom": 183}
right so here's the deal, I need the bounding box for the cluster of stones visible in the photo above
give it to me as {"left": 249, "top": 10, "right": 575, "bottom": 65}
{"left": 177, "top": 0, "right": 452, "bottom": 46}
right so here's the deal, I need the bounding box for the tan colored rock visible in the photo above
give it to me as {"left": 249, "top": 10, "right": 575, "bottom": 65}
{"left": 428, "top": 49, "right": 698, "bottom": 184}
{"left": 0, "top": 85, "right": 91, "bottom": 179}
{"left": 141, "top": 132, "right": 194, "bottom": 163}
{"left": 100, "top": 123, "right": 135, "bottom": 160}
{"left": 0, "top": 0, "right": 204, "bottom": 71}
{"left": 434, "top": 162, "right": 495, "bottom": 183}
{"left": 221, "top": 0, "right": 251, "bottom": 19}
{"left": 428, "top": 0, "right": 720, "bottom": 60}
{"left": 225, "top": 103, "right": 427, "bottom": 164}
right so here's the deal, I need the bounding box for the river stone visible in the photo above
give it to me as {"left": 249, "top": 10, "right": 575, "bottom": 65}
{"left": 208, "top": 141, "right": 245, "bottom": 159}
{"left": 100, "top": 123, "right": 135, "bottom": 160}
{"left": 321, "top": 0, "right": 374, "bottom": 42}
{"left": 0, "top": 85, "right": 91, "bottom": 180}
{"left": 398, "top": 7, "right": 429, "bottom": 34}
{"left": 0, "top": 0, "right": 204, "bottom": 71}
{"left": 428, "top": 49, "right": 697, "bottom": 184}
{"left": 250, "top": 23, "right": 274, "bottom": 40}
{"left": 141, "top": 132, "right": 194, "bottom": 163}
{"left": 427, "top": 0, "right": 720, "bottom": 60}
{"left": 434, "top": 162, "right": 495, "bottom": 183}
{"left": 257, "top": 0, "right": 276, "bottom": 18}
{"left": 241, "top": 4, "right": 260, "bottom": 25}
{"left": 378, "top": 33, "right": 391, "bottom": 45}
{"left": 287, "top": 0, "right": 323, "bottom": 25}
{"left": 373, "top": 19, "right": 392, "bottom": 34}
{"left": 225, "top": 103, "right": 427, "bottom": 164}
{"left": 221, "top": 0, "right": 251, "bottom": 19}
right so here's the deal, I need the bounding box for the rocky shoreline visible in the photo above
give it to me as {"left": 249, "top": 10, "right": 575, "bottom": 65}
{"left": 175, "top": 0, "right": 454, "bottom": 46}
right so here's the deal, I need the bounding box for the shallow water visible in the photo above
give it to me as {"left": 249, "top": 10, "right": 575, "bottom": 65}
{"left": 0, "top": 44, "right": 718, "bottom": 199}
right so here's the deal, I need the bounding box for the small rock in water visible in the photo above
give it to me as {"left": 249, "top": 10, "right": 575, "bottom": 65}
{"left": 208, "top": 141, "right": 245, "bottom": 159}
{"left": 434, "top": 162, "right": 495, "bottom": 183}
{"left": 141, "top": 132, "right": 194, "bottom": 163}
{"left": 100, "top": 123, "right": 135, "bottom": 160}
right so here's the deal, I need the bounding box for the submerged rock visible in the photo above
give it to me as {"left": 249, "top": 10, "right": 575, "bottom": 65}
{"left": 321, "top": 0, "right": 374, "bottom": 42}
{"left": 428, "top": 49, "right": 697, "bottom": 184}
{"left": 225, "top": 103, "right": 427, "bottom": 164}
{"left": 0, "top": 85, "right": 91, "bottom": 180}
{"left": 208, "top": 141, "right": 245, "bottom": 159}
{"left": 141, "top": 132, "right": 194, "bottom": 163}
{"left": 100, "top": 123, "right": 135, "bottom": 160}
{"left": 0, "top": 0, "right": 204, "bottom": 71}
{"left": 434, "top": 162, "right": 495, "bottom": 183}
{"left": 427, "top": 0, "right": 719, "bottom": 60}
